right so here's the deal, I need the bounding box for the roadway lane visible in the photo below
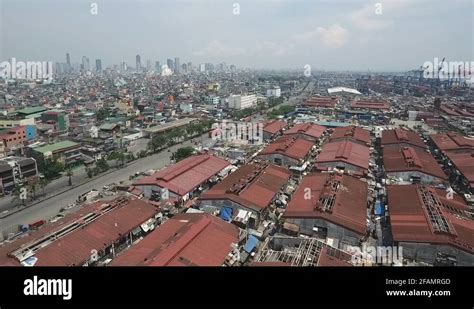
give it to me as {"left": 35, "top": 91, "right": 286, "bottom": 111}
{"left": 0, "top": 134, "right": 212, "bottom": 234}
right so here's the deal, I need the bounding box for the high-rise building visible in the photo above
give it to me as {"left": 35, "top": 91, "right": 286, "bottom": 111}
{"left": 167, "top": 59, "right": 174, "bottom": 71}
{"left": 95, "top": 59, "right": 102, "bottom": 72}
{"left": 155, "top": 61, "right": 161, "bottom": 72}
{"left": 146, "top": 60, "right": 152, "bottom": 71}
{"left": 82, "top": 56, "right": 90, "bottom": 71}
{"left": 187, "top": 62, "right": 192, "bottom": 71}
{"left": 120, "top": 61, "right": 128, "bottom": 72}
{"left": 66, "top": 53, "right": 71, "bottom": 71}
{"left": 199, "top": 63, "right": 206, "bottom": 72}
{"left": 174, "top": 57, "right": 180, "bottom": 74}
{"left": 136, "top": 54, "right": 141, "bottom": 72}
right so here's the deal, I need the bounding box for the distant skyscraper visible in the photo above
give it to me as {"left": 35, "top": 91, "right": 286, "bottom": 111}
{"left": 82, "top": 56, "right": 90, "bottom": 71}
{"left": 199, "top": 63, "right": 206, "bottom": 72}
{"left": 167, "top": 59, "right": 174, "bottom": 71}
{"left": 66, "top": 53, "right": 71, "bottom": 71}
{"left": 146, "top": 60, "right": 152, "bottom": 71}
{"left": 136, "top": 54, "right": 142, "bottom": 71}
{"left": 187, "top": 62, "right": 192, "bottom": 71}
{"left": 120, "top": 61, "right": 128, "bottom": 72}
{"left": 96, "top": 59, "right": 102, "bottom": 72}
{"left": 174, "top": 57, "right": 180, "bottom": 74}
{"left": 155, "top": 61, "right": 161, "bottom": 72}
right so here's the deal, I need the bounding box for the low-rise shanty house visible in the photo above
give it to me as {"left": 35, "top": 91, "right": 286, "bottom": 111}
{"left": 283, "top": 173, "right": 368, "bottom": 247}
{"left": 315, "top": 140, "right": 370, "bottom": 177}
{"left": 261, "top": 120, "right": 286, "bottom": 140}
{"left": 383, "top": 146, "right": 447, "bottom": 185}
{"left": 328, "top": 125, "right": 371, "bottom": 146}
{"left": 132, "top": 154, "right": 230, "bottom": 202}
{"left": 110, "top": 213, "right": 239, "bottom": 266}
{"left": 283, "top": 123, "right": 326, "bottom": 142}
{"left": 381, "top": 128, "right": 426, "bottom": 150}
{"left": 0, "top": 197, "right": 160, "bottom": 266}
{"left": 387, "top": 185, "right": 474, "bottom": 266}
{"left": 199, "top": 161, "right": 291, "bottom": 227}
{"left": 256, "top": 135, "right": 314, "bottom": 168}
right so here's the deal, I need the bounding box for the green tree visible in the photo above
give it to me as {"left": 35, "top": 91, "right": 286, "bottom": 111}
{"left": 96, "top": 158, "right": 109, "bottom": 172}
{"left": 28, "top": 182, "right": 38, "bottom": 201}
{"left": 38, "top": 177, "right": 50, "bottom": 195}
{"left": 12, "top": 186, "right": 27, "bottom": 206}
{"left": 66, "top": 168, "right": 73, "bottom": 186}
{"left": 172, "top": 146, "right": 195, "bottom": 162}
{"left": 41, "top": 159, "right": 65, "bottom": 180}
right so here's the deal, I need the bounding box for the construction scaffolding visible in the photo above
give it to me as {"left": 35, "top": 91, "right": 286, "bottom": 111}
{"left": 255, "top": 236, "right": 347, "bottom": 266}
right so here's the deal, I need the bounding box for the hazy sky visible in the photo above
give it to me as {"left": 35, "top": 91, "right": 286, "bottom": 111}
{"left": 1, "top": 0, "right": 473, "bottom": 71}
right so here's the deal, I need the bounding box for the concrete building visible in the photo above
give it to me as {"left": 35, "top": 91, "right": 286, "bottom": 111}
{"left": 257, "top": 135, "right": 314, "bottom": 168}
{"left": 266, "top": 86, "right": 281, "bottom": 98}
{"left": 133, "top": 154, "right": 230, "bottom": 201}
{"left": 383, "top": 146, "right": 447, "bottom": 185}
{"left": 29, "top": 140, "right": 82, "bottom": 168}
{"left": 199, "top": 161, "right": 290, "bottom": 225}
{"left": 387, "top": 185, "right": 474, "bottom": 266}
{"left": 0, "top": 118, "right": 35, "bottom": 129}
{"left": 315, "top": 140, "right": 370, "bottom": 177}
{"left": 0, "top": 157, "right": 38, "bottom": 193}
{"left": 283, "top": 173, "right": 368, "bottom": 248}
{"left": 110, "top": 213, "right": 239, "bottom": 266}
{"left": 206, "top": 96, "right": 220, "bottom": 105}
{"left": 227, "top": 94, "right": 258, "bottom": 110}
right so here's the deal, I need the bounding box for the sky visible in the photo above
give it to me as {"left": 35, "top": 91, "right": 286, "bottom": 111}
{"left": 0, "top": 0, "right": 473, "bottom": 71}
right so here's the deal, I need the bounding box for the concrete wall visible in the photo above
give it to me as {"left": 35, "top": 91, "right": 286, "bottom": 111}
{"left": 317, "top": 161, "right": 365, "bottom": 174}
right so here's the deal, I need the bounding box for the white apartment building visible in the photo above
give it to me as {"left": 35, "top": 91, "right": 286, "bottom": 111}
{"left": 227, "top": 94, "right": 258, "bottom": 110}
{"left": 266, "top": 86, "right": 281, "bottom": 98}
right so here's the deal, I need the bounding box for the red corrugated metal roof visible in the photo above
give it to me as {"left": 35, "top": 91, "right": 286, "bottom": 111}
{"left": 262, "top": 120, "right": 286, "bottom": 135}
{"left": 110, "top": 213, "right": 238, "bottom": 266}
{"left": 446, "top": 151, "right": 474, "bottom": 188}
{"left": 284, "top": 123, "right": 326, "bottom": 140}
{"left": 258, "top": 135, "right": 313, "bottom": 160}
{"left": 284, "top": 173, "right": 367, "bottom": 236}
{"left": 32, "top": 198, "right": 159, "bottom": 266}
{"left": 316, "top": 140, "right": 369, "bottom": 171}
{"left": 303, "top": 97, "right": 337, "bottom": 108}
{"left": 383, "top": 146, "right": 447, "bottom": 180}
{"left": 329, "top": 126, "right": 370, "bottom": 145}
{"left": 430, "top": 133, "right": 474, "bottom": 152}
{"left": 381, "top": 129, "right": 426, "bottom": 149}
{"left": 387, "top": 185, "right": 474, "bottom": 254}
{"left": 200, "top": 162, "right": 290, "bottom": 211}
{"left": 351, "top": 100, "right": 389, "bottom": 110}
{"left": 134, "top": 154, "right": 230, "bottom": 196}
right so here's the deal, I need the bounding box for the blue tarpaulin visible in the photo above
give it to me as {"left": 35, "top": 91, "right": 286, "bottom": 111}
{"left": 243, "top": 235, "right": 259, "bottom": 253}
{"left": 375, "top": 200, "right": 385, "bottom": 216}
{"left": 220, "top": 207, "right": 233, "bottom": 221}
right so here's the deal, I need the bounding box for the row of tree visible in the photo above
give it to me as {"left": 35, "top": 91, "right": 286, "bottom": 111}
{"left": 147, "top": 120, "right": 214, "bottom": 153}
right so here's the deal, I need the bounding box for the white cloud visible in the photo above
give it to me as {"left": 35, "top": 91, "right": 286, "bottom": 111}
{"left": 350, "top": 0, "right": 428, "bottom": 31}
{"left": 292, "top": 24, "right": 349, "bottom": 48}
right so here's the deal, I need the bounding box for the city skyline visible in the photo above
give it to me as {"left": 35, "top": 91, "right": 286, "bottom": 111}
{"left": 1, "top": 0, "right": 472, "bottom": 71}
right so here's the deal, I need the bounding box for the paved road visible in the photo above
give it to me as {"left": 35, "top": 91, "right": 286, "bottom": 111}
{"left": 0, "top": 134, "right": 212, "bottom": 235}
